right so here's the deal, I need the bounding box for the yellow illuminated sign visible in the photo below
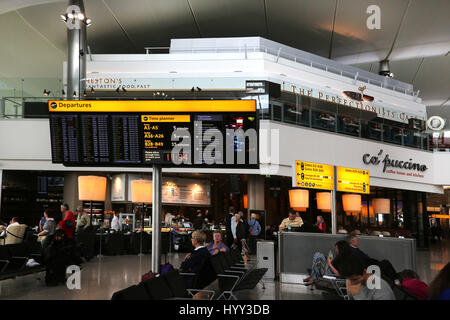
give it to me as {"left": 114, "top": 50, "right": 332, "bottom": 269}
{"left": 141, "top": 115, "right": 190, "bottom": 122}
{"left": 48, "top": 100, "right": 256, "bottom": 112}
{"left": 431, "top": 214, "right": 450, "bottom": 219}
{"left": 293, "top": 161, "right": 334, "bottom": 190}
{"left": 337, "top": 166, "right": 370, "bottom": 194}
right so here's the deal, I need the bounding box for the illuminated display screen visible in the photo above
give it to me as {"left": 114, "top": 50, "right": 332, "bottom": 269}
{"left": 292, "top": 160, "right": 334, "bottom": 190}
{"left": 48, "top": 100, "right": 257, "bottom": 168}
{"left": 337, "top": 166, "right": 370, "bottom": 194}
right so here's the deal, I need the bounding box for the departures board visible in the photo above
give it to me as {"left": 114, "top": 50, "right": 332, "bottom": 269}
{"left": 48, "top": 100, "right": 258, "bottom": 168}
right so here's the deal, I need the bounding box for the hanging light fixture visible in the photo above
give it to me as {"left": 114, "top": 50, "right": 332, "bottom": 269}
{"left": 243, "top": 194, "right": 248, "bottom": 209}
{"left": 90, "top": 86, "right": 95, "bottom": 93}
{"left": 316, "top": 192, "right": 331, "bottom": 212}
{"left": 78, "top": 176, "right": 107, "bottom": 202}
{"left": 43, "top": 89, "right": 50, "bottom": 96}
{"left": 342, "top": 194, "right": 361, "bottom": 213}
{"left": 73, "top": 91, "right": 77, "bottom": 97}
{"left": 289, "top": 189, "right": 309, "bottom": 209}
{"left": 373, "top": 198, "right": 391, "bottom": 214}
{"left": 131, "top": 179, "right": 153, "bottom": 204}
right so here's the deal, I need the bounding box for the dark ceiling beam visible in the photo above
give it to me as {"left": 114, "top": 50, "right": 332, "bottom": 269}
{"left": 263, "top": 0, "right": 270, "bottom": 38}
{"left": 186, "top": 0, "right": 202, "bottom": 37}
{"left": 100, "top": 0, "right": 139, "bottom": 52}
{"left": 328, "top": 0, "right": 338, "bottom": 59}
{"left": 384, "top": 0, "right": 412, "bottom": 61}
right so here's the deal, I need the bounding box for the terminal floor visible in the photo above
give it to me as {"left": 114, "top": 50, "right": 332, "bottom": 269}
{"left": 0, "top": 240, "right": 448, "bottom": 300}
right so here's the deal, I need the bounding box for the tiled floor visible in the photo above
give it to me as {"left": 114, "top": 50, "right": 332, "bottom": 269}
{"left": 0, "top": 240, "right": 448, "bottom": 300}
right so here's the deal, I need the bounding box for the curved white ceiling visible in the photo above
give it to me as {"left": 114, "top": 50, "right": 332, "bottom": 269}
{"left": 0, "top": 0, "right": 448, "bottom": 107}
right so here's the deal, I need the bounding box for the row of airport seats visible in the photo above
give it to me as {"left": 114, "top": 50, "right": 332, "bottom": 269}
{"left": 76, "top": 231, "right": 173, "bottom": 257}
{"left": 0, "top": 241, "right": 44, "bottom": 281}
{"left": 111, "top": 248, "right": 268, "bottom": 300}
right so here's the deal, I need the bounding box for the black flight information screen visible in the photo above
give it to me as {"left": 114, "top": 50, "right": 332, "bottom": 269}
{"left": 48, "top": 100, "right": 258, "bottom": 168}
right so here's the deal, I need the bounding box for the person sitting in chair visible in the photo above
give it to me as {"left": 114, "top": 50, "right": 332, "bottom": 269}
{"left": 206, "top": 231, "right": 229, "bottom": 255}
{"left": 0, "top": 217, "right": 19, "bottom": 238}
{"left": 340, "top": 254, "right": 395, "bottom": 300}
{"left": 304, "top": 240, "right": 354, "bottom": 285}
{"left": 180, "top": 230, "right": 210, "bottom": 274}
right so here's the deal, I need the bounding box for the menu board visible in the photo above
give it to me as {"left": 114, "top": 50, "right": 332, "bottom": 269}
{"left": 292, "top": 160, "right": 334, "bottom": 190}
{"left": 127, "top": 175, "right": 210, "bottom": 205}
{"left": 337, "top": 166, "right": 370, "bottom": 194}
{"left": 48, "top": 100, "right": 257, "bottom": 168}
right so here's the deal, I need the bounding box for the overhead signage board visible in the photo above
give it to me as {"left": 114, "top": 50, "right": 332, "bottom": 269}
{"left": 292, "top": 160, "right": 334, "bottom": 190}
{"left": 336, "top": 166, "right": 370, "bottom": 194}
{"left": 48, "top": 100, "right": 257, "bottom": 168}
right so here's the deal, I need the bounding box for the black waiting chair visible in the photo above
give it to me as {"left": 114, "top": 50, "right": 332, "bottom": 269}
{"left": 111, "top": 282, "right": 151, "bottom": 300}
{"left": 111, "top": 269, "right": 215, "bottom": 300}
{"left": 105, "top": 232, "right": 124, "bottom": 255}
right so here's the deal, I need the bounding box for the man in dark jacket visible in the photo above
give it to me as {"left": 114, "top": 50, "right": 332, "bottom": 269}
{"left": 180, "top": 230, "right": 210, "bottom": 275}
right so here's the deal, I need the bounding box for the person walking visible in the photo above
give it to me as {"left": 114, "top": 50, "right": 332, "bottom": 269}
{"left": 248, "top": 213, "right": 261, "bottom": 254}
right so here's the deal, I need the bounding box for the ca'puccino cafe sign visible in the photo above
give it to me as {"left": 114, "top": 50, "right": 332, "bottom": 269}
{"left": 285, "top": 85, "right": 423, "bottom": 124}
{"left": 362, "top": 149, "right": 428, "bottom": 179}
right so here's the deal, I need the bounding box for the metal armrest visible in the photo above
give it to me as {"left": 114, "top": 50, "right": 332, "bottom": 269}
{"left": 0, "top": 259, "right": 10, "bottom": 273}
{"left": 186, "top": 289, "right": 216, "bottom": 300}
{"left": 217, "top": 273, "right": 241, "bottom": 294}
{"left": 179, "top": 272, "right": 195, "bottom": 277}
{"left": 225, "top": 269, "right": 244, "bottom": 275}
{"left": 11, "top": 256, "right": 28, "bottom": 269}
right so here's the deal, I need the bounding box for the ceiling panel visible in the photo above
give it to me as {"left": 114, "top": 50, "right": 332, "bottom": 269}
{"left": 189, "top": 0, "right": 267, "bottom": 38}
{"left": 103, "top": 0, "right": 199, "bottom": 49}
{"left": 331, "top": 0, "right": 410, "bottom": 60}
{"left": 0, "top": 11, "right": 65, "bottom": 78}
{"left": 265, "top": 0, "right": 335, "bottom": 57}
{"left": 388, "top": 58, "right": 423, "bottom": 84}
{"left": 395, "top": 0, "right": 450, "bottom": 49}
{"left": 83, "top": 0, "right": 137, "bottom": 54}
{"left": 412, "top": 55, "right": 450, "bottom": 104}
{"left": 17, "top": 2, "right": 68, "bottom": 53}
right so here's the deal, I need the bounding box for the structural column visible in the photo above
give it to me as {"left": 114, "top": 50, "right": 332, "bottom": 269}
{"left": 151, "top": 165, "right": 162, "bottom": 273}
{"left": 67, "top": 0, "right": 87, "bottom": 98}
{"left": 247, "top": 174, "right": 265, "bottom": 219}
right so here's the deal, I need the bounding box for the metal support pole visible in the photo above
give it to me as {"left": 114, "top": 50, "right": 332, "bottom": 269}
{"left": 151, "top": 165, "right": 162, "bottom": 273}
{"left": 138, "top": 204, "right": 144, "bottom": 256}
{"left": 331, "top": 166, "right": 337, "bottom": 234}
{"left": 67, "top": 0, "right": 87, "bottom": 98}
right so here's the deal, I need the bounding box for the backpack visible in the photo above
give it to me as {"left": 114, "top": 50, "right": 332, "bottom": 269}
{"left": 141, "top": 263, "right": 174, "bottom": 281}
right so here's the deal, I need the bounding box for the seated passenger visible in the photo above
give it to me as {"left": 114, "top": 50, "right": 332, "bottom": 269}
{"left": 340, "top": 254, "right": 395, "bottom": 300}
{"left": 315, "top": 215, "right": 326, "bottom": 233}
{"left": 180, "top": 230, "right": 210, "bottom": 275}
{"left": 0, "top": 217, "right": 20, "bottom": 237}
{"left": 279, "top": 209, "right": 303, "bottom": 231}
{"left": 347, "top": 234, "right": 398, "bottom": 281}
{"left": 428, "top": 262, "right": 450, "bottom": 300}
{"left": 337, "top": 225, "right": 348, "bottom": 234}
{"left": 206, "top": 231, "right": 229, "bottom": 255}
{"left": 397, "top": 269, "right": 428, "bottom": 300}
{"left": 38, "top": 209, "right": 56, "bottom": 248}
{"left": 304, "top": 240, "right": 354, "bottom": 285}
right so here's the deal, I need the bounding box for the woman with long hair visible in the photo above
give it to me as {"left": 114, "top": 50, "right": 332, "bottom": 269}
{"left": 304, "top": 240, "right": 353, "bottom": 285}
